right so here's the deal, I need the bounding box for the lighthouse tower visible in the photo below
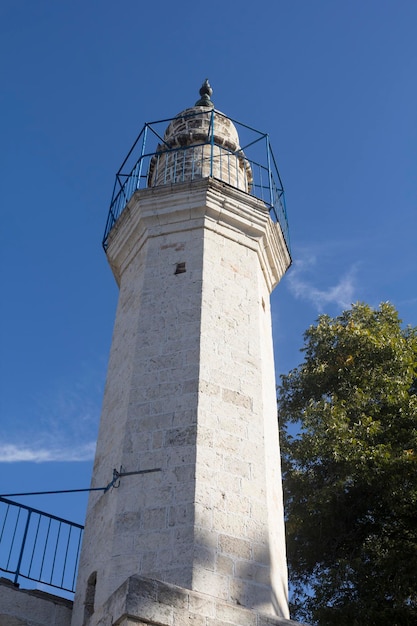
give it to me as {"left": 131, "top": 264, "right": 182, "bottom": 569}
{"left": 72, "top": 82, "right": 297, "bottom": 626}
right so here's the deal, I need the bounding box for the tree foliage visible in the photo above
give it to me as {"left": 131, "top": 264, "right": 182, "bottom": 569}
{"left": 278, "top": 302, "right": 417, "bottom": 625}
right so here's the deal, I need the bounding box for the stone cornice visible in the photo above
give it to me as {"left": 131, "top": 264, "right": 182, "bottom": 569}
{"left": 106, "top": 178, "right": 291, "bottom": 291}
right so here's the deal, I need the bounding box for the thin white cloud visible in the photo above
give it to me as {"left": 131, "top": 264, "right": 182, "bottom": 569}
{"left": 0, "top": 441, "right": 96, "bottom": 463}
{"left": 287, "top": 253, "right": 357, "bottom": 311}
{"left": 1, "top": 359, "right": 104, "bottom": 464}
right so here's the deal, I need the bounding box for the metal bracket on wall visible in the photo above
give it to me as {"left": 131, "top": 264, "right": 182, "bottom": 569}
{"left": 0, "top": 467, "right": 162, "bottom": 499}
{"left": 103, "top": 466, "right": 162, "bottom": 492}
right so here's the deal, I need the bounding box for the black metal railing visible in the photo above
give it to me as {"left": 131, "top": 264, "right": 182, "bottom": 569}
{"left": 102, "top": 110, "right": 290, "bottom": 254}
{"left": 0, "top": 496, "right": 83, "bottom": 594}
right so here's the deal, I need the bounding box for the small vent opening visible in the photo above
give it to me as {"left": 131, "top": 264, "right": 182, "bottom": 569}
{"left": 175, "top": 262, "right": 186, "bottom": 275}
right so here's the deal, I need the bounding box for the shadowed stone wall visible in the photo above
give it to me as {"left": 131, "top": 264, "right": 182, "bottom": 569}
{"left": 0, "top": 578, "right": 72, "bottom": 626}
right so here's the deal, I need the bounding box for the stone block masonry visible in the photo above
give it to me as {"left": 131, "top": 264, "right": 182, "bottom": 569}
{"left": 96, "top": 576, "right": 308, "bottom": 626}
{"left": 71, "top": 177, "right": 292, "bottom": 626}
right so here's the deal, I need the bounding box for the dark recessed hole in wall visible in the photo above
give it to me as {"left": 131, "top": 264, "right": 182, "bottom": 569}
{"left": 83, "top": 571, "right": 97, "bottom": 624}
{"left": 175, "top": 262, "right": 186, "bottom": 275}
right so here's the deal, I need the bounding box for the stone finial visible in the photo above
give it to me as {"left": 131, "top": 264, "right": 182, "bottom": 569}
{"left": 195, "top": 79, "right": 213, "bottom": 107}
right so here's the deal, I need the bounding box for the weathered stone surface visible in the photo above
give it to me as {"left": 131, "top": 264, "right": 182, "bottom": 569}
{"left": 71, "top": 177, "right": 291, "bottom": 626}
{"left": 97, "top": 576, "right": 306, "bottom": 626}
{"left": 0, "top": 578, "right": 72, "bottom": 626}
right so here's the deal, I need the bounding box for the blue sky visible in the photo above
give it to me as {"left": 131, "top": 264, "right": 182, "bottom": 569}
{"left": 0, "top": 0, "right": 416, "bottom": 539}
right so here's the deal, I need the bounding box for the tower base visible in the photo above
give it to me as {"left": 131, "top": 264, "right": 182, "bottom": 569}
{"left": 92, "top": 576, "right": 306, "bottom": 626}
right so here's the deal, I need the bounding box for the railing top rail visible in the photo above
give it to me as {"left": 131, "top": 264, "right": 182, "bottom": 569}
{"left": 103, "top": 111, "right": 290, "bottom": 254}
{"left": 0, "top": 496, "right": 84, "bottom": 529}
{"left": 116, "top": 111, "right": 278, "bottom": 175}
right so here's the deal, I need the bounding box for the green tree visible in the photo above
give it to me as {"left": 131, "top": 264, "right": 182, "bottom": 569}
{"left": 278, "top": 302, "right": 417, "bottom": 625}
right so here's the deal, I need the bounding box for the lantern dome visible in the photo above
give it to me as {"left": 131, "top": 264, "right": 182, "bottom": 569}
{"left": 148, "top": 80, "right": 253, "bottom": 191}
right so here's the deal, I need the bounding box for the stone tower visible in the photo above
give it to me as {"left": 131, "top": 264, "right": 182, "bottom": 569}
{"left": 71, "top": 82, "right": 298, "bottom": 626}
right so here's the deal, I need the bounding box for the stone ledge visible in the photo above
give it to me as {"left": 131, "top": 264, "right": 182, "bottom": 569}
{"left": 105, "top": 178, "right": 290, "bottom": 290}
{"left": 98, "top": 575, "right": 307, "bottom": 626}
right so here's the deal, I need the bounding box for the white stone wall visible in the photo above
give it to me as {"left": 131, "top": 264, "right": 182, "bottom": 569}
{"left": 71, "top": 179, "right": 291, "bottom": 626}
{"left": 72, "top": 189, "right": 206, "bottom": 625}
{"left": 192, "top": 207, "right": 288, "bottom": 614}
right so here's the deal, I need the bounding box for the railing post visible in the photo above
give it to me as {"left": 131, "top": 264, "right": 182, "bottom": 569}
{"left": 136, "top": 124, "right": 148, "bottom": 189}
{"left": 13, "top": 509, "right": 31, "bottom": 586}
{"left": 210, "top": 109, "right": 214, "bottom": 177}
{"left": 266, "top": 134, "right": 274, "bottom": 209}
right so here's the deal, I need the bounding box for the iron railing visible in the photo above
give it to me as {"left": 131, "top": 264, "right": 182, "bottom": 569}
{"left": 0, "top": 496, "right": 83, "bottom": 594}
{"left": 103, "top": 110, "right": 290, "bottom": 253}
